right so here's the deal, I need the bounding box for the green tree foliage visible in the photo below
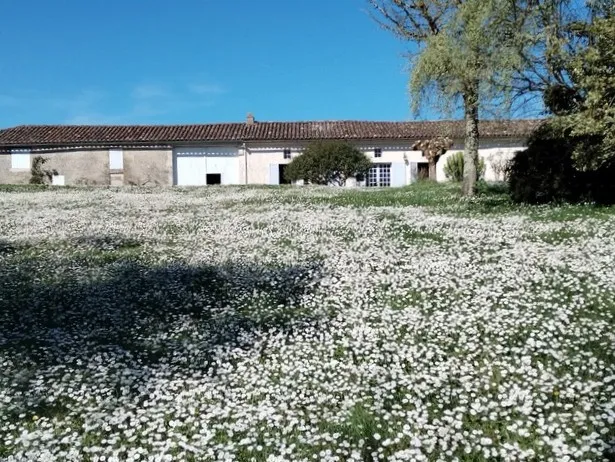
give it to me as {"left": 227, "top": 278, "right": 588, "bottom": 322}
{"left": 29, "top": 156, "right": 57, "bottom": 185}
{"left": 509, "top": 0, "right": 612, "bottom": 107}
{"left": 369, "top": 0, "right": 523, "bottom": 197}
{"left": 444, "top": 152, "right": 485, "bottom": 182}
{"left": 548, "top": 15, "right": 615, "bottom": 170}
{"left": 507, "top": 5, "right": 615, "bottom": 203}
{"left": 507, "top": 124, "right": 615, "bottom": 204}
{"left": 507, "top": 0, "right": 581, "bottom": 104}
{"left": 284, "top": 141, "right": 372, "bottom": 186}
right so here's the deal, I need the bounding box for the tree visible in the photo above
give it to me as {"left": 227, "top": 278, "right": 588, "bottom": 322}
{"left": 549, "top": 15, "right": 615, "bottom": 170}
{"left": 504, "top": 0, "right": 579, "bottom": 109}
{"left": 412, "top": 137, "right": 453, "bottom": 180}
{"left": 507, "top": 1, "right": 613, "bottom": 169}
{"left": 504, "top": 7, "right": 615, "bottom": 204}
{"left": 506, "top": 0, "right": 613, "bottom": 114}
{"left": 368, "top": 0, "right": 521, "bottom": 196}
{"left": 284, "top": 141, "right": 372, "bottom": 186}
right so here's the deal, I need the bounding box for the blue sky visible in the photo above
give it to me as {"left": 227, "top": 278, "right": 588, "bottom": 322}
{"left": 0, "top": 0, "right": 419, "bottom": 126}
{"left": 0, "top": 0, "right": 536, "bottom": 127}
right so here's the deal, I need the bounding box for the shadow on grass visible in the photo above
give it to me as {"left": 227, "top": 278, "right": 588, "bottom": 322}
{"left": 0, "top": 237, "right": 325, "bottom": 420}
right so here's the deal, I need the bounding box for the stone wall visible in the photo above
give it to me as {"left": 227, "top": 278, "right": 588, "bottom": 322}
{"left": 0, "top": 150, "right": 109, "bottom": 185}
{"left": 123, "top": 149, "right": 172, "bottom": 186}
{"left": 41, "top": 150, "right": 109, "bottom": 185}
{"left": 0, "top": 149, "right": 174, "bottom": 186}
{"left": 0, "top": 154, "right": 31, "bottom": 184}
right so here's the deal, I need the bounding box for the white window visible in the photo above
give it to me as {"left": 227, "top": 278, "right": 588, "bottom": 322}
{"left": 374, "top": 148, "right": 382, "bottom": 158}
{"left": 11, "top": 151, "right": 30, "bottom": 169}
{"left": 283, "top": 149, "right": 291, "bottom": 159}
{"left": 109, "top": 149, "right": 124, "bottom": 170}
{"left": 366, "top": 163, "right": 391, "bottom": 187}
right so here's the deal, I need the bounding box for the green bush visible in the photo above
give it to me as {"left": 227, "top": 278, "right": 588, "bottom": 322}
{"left": 285, "top": 141, "right": 372, "bottom": 186}
{"left": 507, "top": 124, "right": 615, "bottom": 204}
{"left": 443, "top": 152, "right": 485, "bottom": 182}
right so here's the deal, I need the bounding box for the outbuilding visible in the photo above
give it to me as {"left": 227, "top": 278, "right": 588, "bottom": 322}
{"left": 0, "top": 115, "right": 540, "bottom": 186}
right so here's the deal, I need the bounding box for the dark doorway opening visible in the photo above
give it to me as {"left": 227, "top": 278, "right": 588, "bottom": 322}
{"left": 279, "top": 164, "right": 291, "bottom": 185}
{"left": 417, "top": 163, "right": 429, "bottom": 180}
{"left": 206, "top": 173, "right": 222, "bottom": 185}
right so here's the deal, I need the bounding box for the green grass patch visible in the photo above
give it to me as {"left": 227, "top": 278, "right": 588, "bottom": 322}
{"left": 392, "top": 224, "right": 445, "bottom": 243}
{"left": 536, "top": 229, "right": 586, "bottom": 244}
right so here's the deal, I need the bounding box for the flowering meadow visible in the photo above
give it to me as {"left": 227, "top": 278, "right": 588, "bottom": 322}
{"left": 0, "top": 183, "right": 614, "bottom": 462}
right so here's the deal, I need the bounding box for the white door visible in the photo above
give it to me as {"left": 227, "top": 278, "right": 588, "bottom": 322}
{"left": 366, "top": 163, "right": 392, "bottom": 187}
{"left": 175, "top": 152, "right": 206, "bottom": 186}
{"left": 206, "top": 155, "right": 239, "bottom": 185}
{"left": 174, "top": 147, "right": 239, "bottom": 185}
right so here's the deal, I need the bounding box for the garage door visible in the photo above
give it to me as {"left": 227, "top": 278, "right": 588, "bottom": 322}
{"left": 174, "top": 147, "right": 239, "bottom": 185}
{"left": 176, "top": 154, "right": 206, "bottom": 186}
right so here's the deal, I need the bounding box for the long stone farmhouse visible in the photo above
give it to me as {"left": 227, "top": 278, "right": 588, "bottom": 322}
{"left": 0, "top": 115, "right": 540, "bottom": 187}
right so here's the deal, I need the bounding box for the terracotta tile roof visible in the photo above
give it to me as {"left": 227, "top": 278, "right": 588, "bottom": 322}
{"left": 0, "top": 119, "right": 542, "bottom": 148}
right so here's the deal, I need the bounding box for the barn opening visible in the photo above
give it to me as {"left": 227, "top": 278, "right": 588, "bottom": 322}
{"left": 417, "top": 163, "right": 429, "bottom": 180}
{"left": 206, "top": 174, "right": 222, "bottom": 185}
{"left": 278, "top": 164, "right": 291, "bottom": 184}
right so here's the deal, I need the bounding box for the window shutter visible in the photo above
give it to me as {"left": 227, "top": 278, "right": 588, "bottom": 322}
{"left": 11, "top": 151, "right": 31, "bottom": 169}
{"left": 109, "top": 149, "right": 124, "bottom": 170}
{"left": 390, "top": 162, "right": 406, "bottom": 187}
{"left": 269, "top": 164, "right": 279, "bottom": 185}
{"left": 409, "top": 162, "right": 419, "bottom": 183}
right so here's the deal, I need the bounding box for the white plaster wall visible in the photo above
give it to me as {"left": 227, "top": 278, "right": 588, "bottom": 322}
{"left": 436, "top": 138, "right": 526, "bottom": 182}
{"left": 246, "top": 148, "right": 295, "bottom": 184}
{"left": 479, "top": 147, "right": 522, "bottom": 182}
{"left": 246, "top": 144, "right": 425, "bottom": 185}
{"left": 359, "top": 146, "right": 426, "bottom": 185}
{"left": 244, "top": 138, "right": 527, "bottom": 186}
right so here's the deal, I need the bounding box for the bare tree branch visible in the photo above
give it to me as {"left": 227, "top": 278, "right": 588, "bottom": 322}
{"left": 367, "top": 0, "right": 453, "bottom": 41}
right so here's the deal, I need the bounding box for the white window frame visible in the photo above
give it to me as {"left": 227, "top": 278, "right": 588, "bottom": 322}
{"left": 109, "top": 149, "right": 124, "bottom": 170}
{"left": 366, "top": 163, "right": 391, "bottom": 187}
{"left": 374, "top": 148, "right": 382, "bottom": 158}
{"left": 11, "top": 150, "right": 31, "bottom": 169}
{"left": 283, "top": 148, "right": 291, "bottom": 159}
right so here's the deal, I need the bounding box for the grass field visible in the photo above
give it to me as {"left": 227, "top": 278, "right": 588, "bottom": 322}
{"left": 0, "top": 182, "right": 614, "bottom": 461}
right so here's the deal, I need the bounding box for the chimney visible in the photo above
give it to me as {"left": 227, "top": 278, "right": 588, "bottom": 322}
{"left": 246, "top": 113, "right": 255, "bottom": 125}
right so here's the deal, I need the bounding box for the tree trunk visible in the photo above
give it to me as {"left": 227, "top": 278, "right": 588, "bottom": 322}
{"left": 428, "top": 156, "right": 439, "bottom": 181}
{"left": 462, "top": 83, "right": 480, "bottom": 197}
